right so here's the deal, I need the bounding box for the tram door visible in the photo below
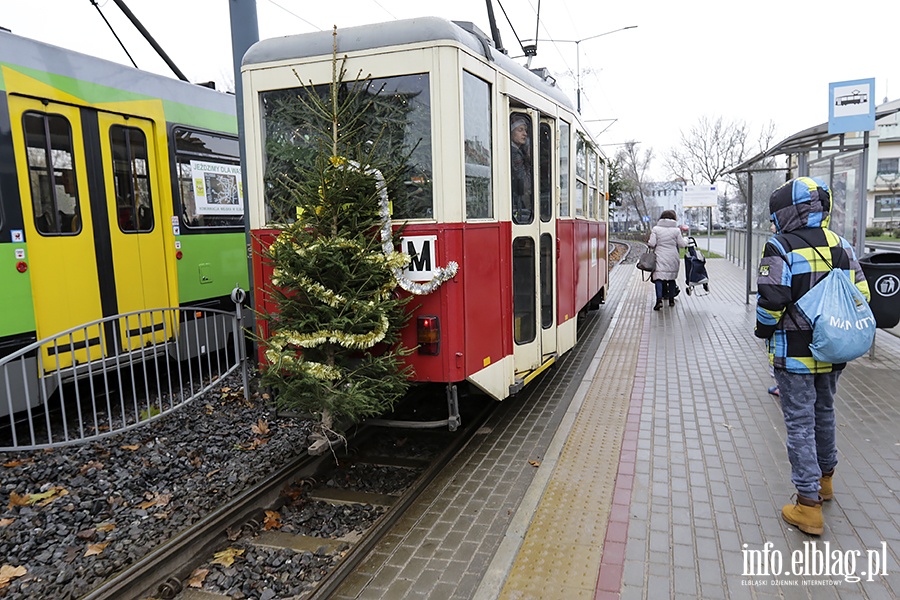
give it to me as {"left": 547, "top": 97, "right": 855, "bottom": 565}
{"left": 510, "top": 109, "right": 550, "bottom": 374}
{"left": 537, "top": 118, "right": 557, "bottom": 360}
{"left": 10, "top": 96, "right": 104, "bottom": 369}
{"left": 96, "top": 112, "right": 170, "bottom": 348}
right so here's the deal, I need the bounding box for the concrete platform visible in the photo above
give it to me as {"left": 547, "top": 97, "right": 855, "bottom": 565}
{"left": 333, "top": 257, "right": 900, "bottom": 599}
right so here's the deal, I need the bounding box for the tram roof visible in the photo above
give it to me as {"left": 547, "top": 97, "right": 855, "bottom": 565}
{"left": 242, "top": 16, "right": 576, "bottom": 114}
{"left": 0, "top": 29, "right": 235, "bottom": 116}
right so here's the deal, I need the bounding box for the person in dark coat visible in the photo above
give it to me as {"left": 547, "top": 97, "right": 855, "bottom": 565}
{"left": 647, "top": 210, "right": 687, "bottom": 310}
{"left": 755, "top": 176, "right": 870, "bottom": 535}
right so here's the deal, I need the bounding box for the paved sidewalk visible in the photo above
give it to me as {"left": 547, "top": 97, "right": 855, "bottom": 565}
{"left": 487, "top": 257, "right": 900, "bottom": 599}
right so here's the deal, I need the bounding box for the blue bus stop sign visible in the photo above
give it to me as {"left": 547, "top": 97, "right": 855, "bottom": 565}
{"left": 829, "top": 78, "right": 875, "bottom": 134}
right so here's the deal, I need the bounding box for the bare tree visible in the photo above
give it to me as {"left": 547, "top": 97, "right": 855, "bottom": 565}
{"left": 614, "top": 141, "right": 655, "bottom": 230}
{"left": 666, "top": 116, "right": 779, "bottom": 227}
{"left": 664, "top": 115, "right": 751, "bottom": 186}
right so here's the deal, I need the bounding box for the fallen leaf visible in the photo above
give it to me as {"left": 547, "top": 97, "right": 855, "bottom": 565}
{"left": 79, "top": 461, "right": 104, "bottom": 475}
{"left": 211, "top": 547, "right": 244, "bottom": 567}
{"left": 2, "top": 460, "right": 26, "bottom": 468}
{"left": 96, "top": 523, "right": 116, "bottom": 533}
{"left": 0, "top": 518, "right": 14, "bottom": 527}
{"left": 251, "top": 419, "right": 270, "bottom": 436}
{"left": 206, "top": 469, "right": 221, "bottom": 478}
{"left": 187, "top": 568, "right": 209, "bottom": 588}
{"left": 138, "top": 493, "right": 172, "bottom": 510}
{"left": 121, "top": 444, "right": 140, "bottom": 451}
{"left": 84, "top": 542, "right": 109, "bottom": 557}
{"left": 153, "top": 511, "right": 170, "bottom": 520}
{"left": 7, "top": 493, "right": 29, "bottom": 510}
{"left": 33, "top": 487, "right": 69, "bottom": 507}
{"left": 263, "top": 510, "right": 282, "bottom": 530}
{"left": 0, "top": 564, "right": 27, "bottom": 587}
{"left": 528, "top": 460, "right": 541, "bottom": 467}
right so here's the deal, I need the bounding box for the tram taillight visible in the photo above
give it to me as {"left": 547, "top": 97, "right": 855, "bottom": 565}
{"left": 417, "top": 315, "right": 440, "bottom": 356}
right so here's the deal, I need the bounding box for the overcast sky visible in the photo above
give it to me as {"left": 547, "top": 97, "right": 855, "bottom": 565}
{"left": 3, "top": 1, "right": 896, "bottom": 177}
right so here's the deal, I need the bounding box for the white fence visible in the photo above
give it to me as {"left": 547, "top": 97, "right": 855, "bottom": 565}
{"left": 1, "top": 304, "right": 248, "bottom": 451}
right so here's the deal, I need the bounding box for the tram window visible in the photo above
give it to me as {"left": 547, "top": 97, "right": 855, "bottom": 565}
{"left": 512, "top": 236, "right": 536, "bottom": 344}
{"left": 575, "top": 180, "right": 585, "bottom": 217}
{"left": 261, "top": 74, "right": 433, "bottom": 224}
{"left": 22, "top": 112, "right": 81, "bottom": 235}
{"left": 575, "top": 136, "right": 586, "bottom": 217}
{"left": 110, "top": 126, "right": 153, "bottom": 233}
{"left": 559, "top": 122, "right": 570, "bottom": 218}
{"left": 510, "top": 113, "right": 534, "bottom": 225}
{"left": 540, "top": 233, "right": 553, "bottom": 329}
{"left": 539, "top": 122, "right": 552, "bottom": 223}
{"left": 173, "top": 129, "right": 243, "bottom": 229}
{"left": 588, "top": 148, "right": 598, "bottom": 219}
{"left": 463, "top": 71, "right": 492, "bottom": 220}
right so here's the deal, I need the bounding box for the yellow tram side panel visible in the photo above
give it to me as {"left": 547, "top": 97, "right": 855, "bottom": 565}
{"left": 4, "top": 67, "right": 179, "bottom": 369}
{"left": 95, "top": 107, "right": 177, "bottom": 351}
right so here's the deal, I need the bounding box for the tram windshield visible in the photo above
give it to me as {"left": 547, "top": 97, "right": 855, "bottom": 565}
{"left": 260, "top": 74, "right": 433, "bottom": 225}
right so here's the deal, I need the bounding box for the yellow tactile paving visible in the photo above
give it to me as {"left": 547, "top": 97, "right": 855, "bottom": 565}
{"left": 498, "top": 267, "right": 648, "bottom": 599}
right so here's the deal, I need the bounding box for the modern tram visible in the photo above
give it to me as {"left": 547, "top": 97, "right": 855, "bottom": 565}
{"left": 241, "top": 17, "right": 610, "bottom": 406}
{"left": 0, "top": 30, "right": 248, "bottom": 417}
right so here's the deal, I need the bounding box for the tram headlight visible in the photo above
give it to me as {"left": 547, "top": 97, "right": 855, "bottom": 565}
{"left": 417, "top": 315, "right": 440, "bottom": 356}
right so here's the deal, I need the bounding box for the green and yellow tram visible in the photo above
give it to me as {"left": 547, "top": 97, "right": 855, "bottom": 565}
{"left": 0, "top": 29, "right": 247, "bottom": 417}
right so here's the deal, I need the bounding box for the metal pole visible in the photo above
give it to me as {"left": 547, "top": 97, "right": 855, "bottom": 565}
{"left": 745, "top": 172, "right": 754, "bottom": 303}
{"left": 110, "top": 0, "right": 188, "bottom": 81}
{"left": 576, "top": 41, "right": 581, "bottom": 113}
{"left": 229, "top": 0, "right": 259, "bottom": 359}
{"left": 856, "top": 131, "right": 870, "bottom": 259}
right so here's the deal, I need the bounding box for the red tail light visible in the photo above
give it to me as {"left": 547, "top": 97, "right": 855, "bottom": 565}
{"left": 417, "top": 315, "right": 440, "bottom": 355}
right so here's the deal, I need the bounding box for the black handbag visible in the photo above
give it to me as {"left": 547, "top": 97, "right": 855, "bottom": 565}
{"left": 636, "top": 250, "right": 656, "bottom": 272}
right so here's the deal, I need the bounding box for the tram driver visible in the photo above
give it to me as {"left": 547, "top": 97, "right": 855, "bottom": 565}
{"left": 510, "top": 114, "right": 533, "bottom": 224}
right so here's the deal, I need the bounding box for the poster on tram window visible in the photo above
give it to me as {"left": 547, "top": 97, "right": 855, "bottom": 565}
{"left": 190, "top": 160, "right": 243, "bottom": 215}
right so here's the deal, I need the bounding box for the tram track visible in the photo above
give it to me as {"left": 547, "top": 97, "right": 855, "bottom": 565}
{"left": 78, "top": 391, "right": 494, "bottom": 600}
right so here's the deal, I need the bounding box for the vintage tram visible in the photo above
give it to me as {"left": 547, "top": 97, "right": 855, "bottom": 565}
{"left": 241, "top": 17, "right": 609, "bottom": 411}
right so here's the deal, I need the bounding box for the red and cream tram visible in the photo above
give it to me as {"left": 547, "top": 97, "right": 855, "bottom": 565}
{"left": 242, "top": 17, "right": 609, "bottom": 404}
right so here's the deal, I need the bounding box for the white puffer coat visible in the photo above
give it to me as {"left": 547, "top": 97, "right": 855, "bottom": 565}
{"left": 647, "top": 218, "right": 687, "bottom": 281}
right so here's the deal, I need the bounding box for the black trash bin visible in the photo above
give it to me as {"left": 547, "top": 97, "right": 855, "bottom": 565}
{"left": 859, "top": 252, "right": 900, "bottom": 329}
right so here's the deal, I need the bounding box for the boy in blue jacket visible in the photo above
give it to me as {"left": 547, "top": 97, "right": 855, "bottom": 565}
{"left": 755, "top": 177, "right": 870, "bottom": 535}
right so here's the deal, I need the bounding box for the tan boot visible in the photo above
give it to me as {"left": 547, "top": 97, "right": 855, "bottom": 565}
{"left": 782, "top": 494, "right": 823, "bottom": 535}
{"left": 820, "top": 470, "right": 834, "bottom": 501}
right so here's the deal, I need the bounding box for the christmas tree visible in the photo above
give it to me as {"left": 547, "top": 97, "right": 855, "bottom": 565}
{"left": 260, "top": 33, "right": 416, "bottom": 453}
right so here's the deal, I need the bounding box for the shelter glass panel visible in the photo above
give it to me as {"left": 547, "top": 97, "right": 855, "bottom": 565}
{"left": 22, "top": 112, "right": 81, "bottom": 235}
{"left": 110, "top": 126, "right": 153, "bottom": 233}
{"left": 810, "top": 150, "right": 861, "bottom": 246}
{"left": 260, "top": 74, "right": 432, "bottom": 224}
{"left": 463, "top": 71, "right": 492, "bottom": 220}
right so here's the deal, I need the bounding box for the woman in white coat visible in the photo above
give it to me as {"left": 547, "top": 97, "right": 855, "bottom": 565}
{"left": 647, "top": 210, "right": 687, "bottom": 310}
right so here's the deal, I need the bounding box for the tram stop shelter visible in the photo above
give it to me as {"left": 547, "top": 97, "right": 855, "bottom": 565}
{"left": 727, "top": 100, "right": 900, "bottom": 301}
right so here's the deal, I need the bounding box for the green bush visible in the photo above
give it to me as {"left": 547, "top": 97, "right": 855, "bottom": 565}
{"left": 893, "top": 229, "right": 900, "bottom": 239}
{"left": 867, "top": 227, "right": 885, "bottom": 237}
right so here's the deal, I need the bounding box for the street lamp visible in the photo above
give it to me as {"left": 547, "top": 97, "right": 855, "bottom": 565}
{"left": 526, "top": 26, "right": 637, "bottom": 113}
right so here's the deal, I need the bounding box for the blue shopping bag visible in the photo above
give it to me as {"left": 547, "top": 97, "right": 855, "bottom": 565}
{"left": 795, "top": 268, "right": 876, "bottom": 363}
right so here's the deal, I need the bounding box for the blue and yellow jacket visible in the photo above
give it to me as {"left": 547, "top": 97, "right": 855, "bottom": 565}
{"left": 754, "top": 177, "right": 870, "bottom": 374}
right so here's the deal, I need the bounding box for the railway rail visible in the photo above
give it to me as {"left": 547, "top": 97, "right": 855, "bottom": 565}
{"left": 77, "top": 392, "right": 494, "bottom": 600}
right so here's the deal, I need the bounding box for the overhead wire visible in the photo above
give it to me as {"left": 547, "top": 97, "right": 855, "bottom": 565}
{"left": 88, "top": 0, "right": 138, "bottom": 69}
